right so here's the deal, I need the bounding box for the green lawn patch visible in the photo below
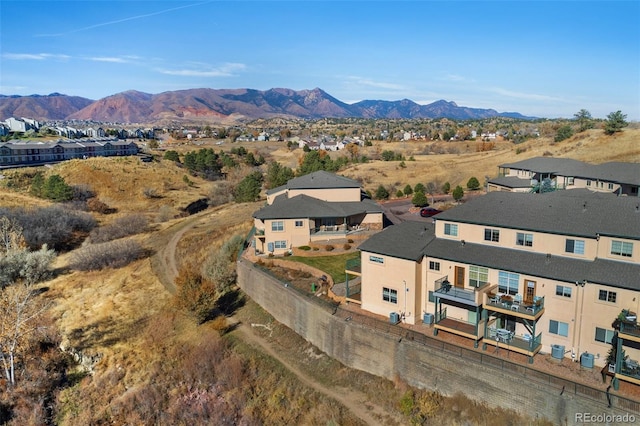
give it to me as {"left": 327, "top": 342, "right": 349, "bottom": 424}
{"left": 286, "top": 251, "right": 359, "bottom": 283}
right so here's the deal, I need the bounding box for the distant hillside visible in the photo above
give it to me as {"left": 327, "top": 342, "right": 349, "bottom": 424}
{"left": 0, "top": 87, "right": 535, "bottom": 124}
{"left": 0, "top": 93, "right": 93, "bottom": 120}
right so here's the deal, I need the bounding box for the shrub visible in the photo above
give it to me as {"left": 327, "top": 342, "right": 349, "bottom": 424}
{"left": 324, "top": 245, "right": 334, "bottom": 251}
{"left": 89, "top": 213, "right": 149, "bottom": 243}
{"left": 86, "top": 198, "right": 116, "bottom": 214}
{"left": 347, "top": 239, "right": 354, "bottom": 243}
{"left": 143, "top": 187, "right": 161, "bottom": 199}
{"left": 298, "top": 245, "right": 311, "bottom": 251}
{"left": 343, "top": 244, "right": 351, "bottom": 250}
{"left": 0, "top": 205, "right": 96, "bottom": 251}
{"left": 69, "top": 239, "right": 144, "bottom": 271}
{"left": 312, "top": 247, "right": 319, "bottom": 251}
{"left": 173, "top": 267, "right": 217, "bottom": 324}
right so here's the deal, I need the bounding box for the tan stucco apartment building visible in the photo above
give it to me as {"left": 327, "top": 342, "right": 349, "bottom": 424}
{"left": 252, "top": 171, "right": 383, "bottom": 255}
{"left": 355, "top": 189, "right": 640, "bottom": 386}
{"left": 488, "top": 157, "right": 640, "bottom": 196}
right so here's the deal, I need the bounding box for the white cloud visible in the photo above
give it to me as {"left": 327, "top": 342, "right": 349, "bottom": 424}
{"left": 346, "top": 76, "right": 406, "bottom": 91}
{"left": 159, "top": 63, "right": 246, "bottom": 77}
{"left": 3, "top": 53, "right": 70, "bottom": 61}
{"left": 88, "top": 56, "right": 130, "bottom": 63}
{"left": 489, "top": 87, "right": 566, "bottom": 103}
{"left": 35, "top": 1, "right": 214, "bottom": 37}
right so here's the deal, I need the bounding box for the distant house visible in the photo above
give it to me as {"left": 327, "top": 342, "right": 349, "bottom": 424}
{"left": 488, "top": 157, "right": 640, "bottom": 196}
{"left": 253, "top": 171, "right": 383, "bottom": 254}
{"left": 257, "top": 131, "right": 269, "bottom": 141}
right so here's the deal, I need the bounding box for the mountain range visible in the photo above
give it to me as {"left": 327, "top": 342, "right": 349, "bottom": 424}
{"left": 0, "top": 88, "right": 533, "bottom": 124}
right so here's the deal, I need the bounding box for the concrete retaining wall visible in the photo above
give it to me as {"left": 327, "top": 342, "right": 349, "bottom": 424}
{"left": 237, "top": 259, "right": 638, "bottom": 425}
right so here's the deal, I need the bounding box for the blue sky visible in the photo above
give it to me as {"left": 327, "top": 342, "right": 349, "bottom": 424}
{"left": 1, "top": 1, "right": 638, "bottom": 120}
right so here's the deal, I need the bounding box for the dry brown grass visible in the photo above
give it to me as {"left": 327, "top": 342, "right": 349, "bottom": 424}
{"left": 54, "top": 156, "right": 213, "bottom": 213}
{"left": 263, "top": 128, "right": 640, "bottom": 196}
{"left": 3, "top": 127, "right": 637, "bottom": 424}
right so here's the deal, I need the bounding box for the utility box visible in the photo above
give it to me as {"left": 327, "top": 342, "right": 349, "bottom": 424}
{"left": 581, "top": 352, "right": 594, "bottom": 368}
{"left": 390, "top": 312, "right": 400, "bottom": 324}
{"left": 423, "top": 313, "right": 434, "bottom": 324}
{"left": 551, "top": 344, "right": 565, "bottom": 360}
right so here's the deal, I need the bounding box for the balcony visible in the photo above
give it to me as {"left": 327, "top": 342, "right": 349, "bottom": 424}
{"left": 433, "top": 279, "right": 489, "bottom": 307}
{"left": 617, "top": 358, "right": 640, "bottom": 386}
{"left": 484, "top": 293, "right": 545, "bottom": 320}
{"left": 255, "top": 228, "right": 265, "bottom": 237}
{"left": 433, "top": 307, "right": 484, "bottom": 342}
{"left": 345, "top": 257, "right": 361, "bottom": 276}
{"left": 483, "top": 328, "right": 543, "bottom": 357}
{"left": 310, "top": 224, "right": 347, "bottom": 234}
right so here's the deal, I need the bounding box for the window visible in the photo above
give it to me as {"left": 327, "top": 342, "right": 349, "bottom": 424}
{"left": 484, "top": 228, "right": 500, "bottom": 242}
{"left": 498, "top": 271, "right": 519, "bottom": 295}
{"left": 274, "top": 240, "right": 287, "bottom": 249}
{"left": 294, "top": 220, "right": 303, "bottom": 227}
{"left": 586, "top": 180, "right": 591, "bottom": 187}
{"left": 608, "top": 183, "right": 614, "bottom": 190}
{"left": 383, "top": 287, "right": 397, "bottom": 304}
{"left": 516, "top": 233, "right": 533, "bottom": 247}
{"left": 271, "top": 221, "right": 284, "bottom": 232}
{"left": 611, "top": 240, "right": 633, "bottom": 257}
{"left": 598, "top": 289, "right": 617, "bottom": 303}
{"left": 444, "top": 223, "right": 458, "bottom": 236}
{"left": 469, "top": 266, "right": 489, "bottom": 288}
{"left": 429, "top": 261, "right": 440, "bottom": 271}
{"left": 369, "top": 255, "right": 384, "bottom": 264}
{"left": 567, "top": 177, "right": 574, "bottom": 185}
{"left": 549, "top": 320, "right": 569, "bottom": 337}
{"left": 595, "top": 327, "right": 615, "bottom": 344}
{"left": 555, "top": 285, "right": 572, "bottom": 298}
{"left": 565, "top": 239, "right": 585, "bottom": 255}
{"left": 428, "top": 291, "right": 435, "bottom": 303}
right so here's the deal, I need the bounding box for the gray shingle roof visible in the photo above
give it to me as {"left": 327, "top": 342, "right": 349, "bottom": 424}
{"left": 436, "top": 190, "right": 640, "bottom": 240}
{"left": 359, "top": 192, "right": 640, "bottom": 291}
{"left": 283, "top": 171, "right": 361, "bottom": 190}
{"left": 499, "top": 157, "right": 640, "bottom": 186}
{"left": 426, "top": 238, "right": 640, "bottom": 291}
{"left": 358, "top": 221, "right": 435, "bottom": 262}
{"left": 253, "top": 194, "right": 382, "bottom": 220}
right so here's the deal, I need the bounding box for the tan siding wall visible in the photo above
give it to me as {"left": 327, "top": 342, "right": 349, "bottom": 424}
{"left": 360, "top": 251, "right": 421, "bottom": 325}
{"left": 288, "top": 187, "right": 360, "bottom": 202}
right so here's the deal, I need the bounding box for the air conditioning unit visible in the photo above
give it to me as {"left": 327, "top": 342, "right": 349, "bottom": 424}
{"left": 423, "top": 313, "right": 434, "bottom": 324}
{"left": 390, "top": 312, "right": 400, "bottom": 324}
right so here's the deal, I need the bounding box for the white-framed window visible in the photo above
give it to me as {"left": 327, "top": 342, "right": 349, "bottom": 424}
{"left": 549, "top": 320, "right": 569, "bottom": 337}
{"left": 369, "top": 255, "right": 384, "bottom": 264}
{"left": 444, "top": 223, "right": 458, "bottom": 236}
{"left": 565, "top": 239, "right": 585, "bottom": 255}
{"left": 382, "top": 287, "right": 397, "bottom": 304}
{"left": 598, "top": 289, "right": 617, "bottom": 303}
{"left": 429, "top": 261, "right": 440, "bottom": 271}
{"left": 611, "top": 240, "right": 633, "bottom": 257}
{"left": 608, "top": 183, "right": 614, "bottom": 190}
{"left": 498, "top": 271, "right": 519, "bottom": 295}
{"left": 484, "top": 228, "right": 500, "bottom": 242}
{"left": 469, "top": 265, "right": 488, "bottom": 288}
{"left": 595, "top": 327, "right": 615, "bottom": 344}
{"left": 567, "top": 177, "right": 574, "bottom": 185}
{"left": 516, "top": 232, "right": 533, "bottom": 247}
{"left": 294, "top": 220, "right": 304, "bottom": 227}
{"left": 555, "top": 285, "right": 572, "bottom": 298}
{"left": 271, "top": 220, "right": 284, "bottom": 232}
{"left": 274, "top": 240, "right": 287, "bottom": 249}
{"left": 586, "top": 180, "right": 591, "bottom": 187}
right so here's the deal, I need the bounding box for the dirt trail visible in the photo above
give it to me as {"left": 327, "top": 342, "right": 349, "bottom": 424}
{"left": 151, "top": 206, "right": 404, "bottom": 425}
{"left": 228, "top": 316, "right": 403, "bottom": 426}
